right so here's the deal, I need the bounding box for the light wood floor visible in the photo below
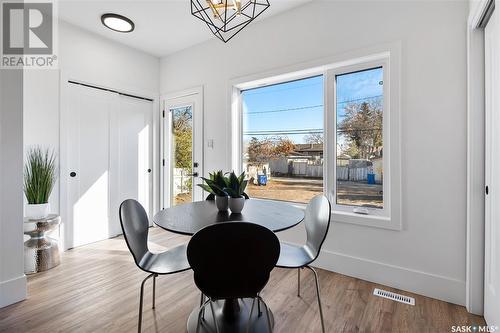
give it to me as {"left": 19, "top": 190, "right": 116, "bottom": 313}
{"left": 0, "top": 228, "right": 485, "bottom": 333}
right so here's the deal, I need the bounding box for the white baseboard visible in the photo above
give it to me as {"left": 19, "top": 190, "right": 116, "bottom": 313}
{"left": 0, "top": 275, "right": 27, "bottom": 308}
{"left": 312, "top": 249, "right": 465, "bottom": 306}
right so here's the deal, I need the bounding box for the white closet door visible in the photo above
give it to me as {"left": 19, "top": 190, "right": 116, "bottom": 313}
{"left": 109, "top": 95, "right": 153, "bottom": 236}
{"left": 65, "top": 84, "right": 153, "bottom": 248}
{"left": 66, "top": 85, "right": 117, "bottom": 248}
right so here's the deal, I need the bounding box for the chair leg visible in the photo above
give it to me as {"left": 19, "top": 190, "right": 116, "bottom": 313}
{"left": 257, "top": 296, "right": 273, "bottom": 333}
{"left": 138, "top": 273, "right": 155, "bottom": 333}
{"left": 305, "top": 266, "right": 325, "bottom": 333}
{"left": 297, "top": 267, "right": 301, "bottom": 297}
{"left": 199, "top": 292, "right": 206, "bottom": 319}
{"left": 257, "top": 293, "right": 262, "bottom": 317}
{"left": 196, "top": 299, "right": 211, "bottom": 333}
{"left": 246, "top": 298, "right": 256, "bottom": 333}
{"left": 209, "top": 300, "right": 220, "bottom": 333}
{"left": 152, "top": 274, "right": 157, "bottom": 309}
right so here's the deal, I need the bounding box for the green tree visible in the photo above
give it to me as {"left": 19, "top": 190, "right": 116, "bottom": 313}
{"left": 339, "top": 100, "right": 382, "bottom": 159}
{"left": 247, "top": 136, "right": 295, "bottom": 167}
{"left": 172, "top": 107, "right": 192, "bottom": 170}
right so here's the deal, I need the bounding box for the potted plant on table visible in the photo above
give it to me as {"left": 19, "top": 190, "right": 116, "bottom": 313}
{"left": 23, "top": 147, "right": 57, "bottom": 219}
{"left": 224, "top": 171, "right": 248, "bottom": 214}
{"left": 198, "top": 170, "right": 230, "bottom": 212}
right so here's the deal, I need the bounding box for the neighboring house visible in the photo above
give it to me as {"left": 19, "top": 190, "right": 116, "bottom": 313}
{"left": 293, "top": 143, "right": 324, "bottom": 158}
{"left": 249, "top": 143, "right": 381, "bottom": 183}
{"left": 269, "top": 143, "right": 324, "bottom": 178}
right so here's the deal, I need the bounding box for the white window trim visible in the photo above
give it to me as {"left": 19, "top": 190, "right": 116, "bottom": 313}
{"left": 229, "top": 43, "right": 401, "bottom": 230}
{"left": 327, "top": 59, "right": 396, "bottom": 228}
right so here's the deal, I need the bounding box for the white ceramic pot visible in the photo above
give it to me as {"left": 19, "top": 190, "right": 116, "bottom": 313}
{"left": 26, "top": 203, "right": 50, "bottom": 219}
{"left": 229, "top": 196, "right": 245, "bottom": 214}
{"left": 215, "top": 195, "right": 229, "bottom": 212}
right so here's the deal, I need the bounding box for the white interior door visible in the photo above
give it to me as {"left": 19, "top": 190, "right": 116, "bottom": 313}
{"left": 162, "top": 91, "right": 203, "bottom": 208}
{"left": 109, "top": 95, "right": 154, "bottom": 236}
{"left": 65, "top": 84, "right": 153, "bottom": 248}
{"left": 484, "top": 6, "right": 500, "bottom": 327}
{"left": 66, "top": 85, "right": 115, "bottom": 248}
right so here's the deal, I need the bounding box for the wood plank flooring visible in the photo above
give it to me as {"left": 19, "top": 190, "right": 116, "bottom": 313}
{"left": 0, "top": 228, "right": 485, "bottom": 333}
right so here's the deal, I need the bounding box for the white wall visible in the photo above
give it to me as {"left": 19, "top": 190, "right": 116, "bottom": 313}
{"left": 160, "top": 0, "right": 469, "bottom": 305}
{"left": 24, "top": 21, "right": 160, "bottom": 224}
{"left": 23, "top": 70, "right": 60, "bottom": 213}
{"left": 1, "top": 69, "right": 27, "bottom": 307}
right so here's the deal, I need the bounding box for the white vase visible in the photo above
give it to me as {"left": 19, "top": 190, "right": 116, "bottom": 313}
{"left": 26, "top": 203, "right": 50, "bottom": 219}
{"left": 215, "top": 195, "right": 229, "bottom": 212}
{"left": 229, "top": 196, "right": 245, "bottom": 214}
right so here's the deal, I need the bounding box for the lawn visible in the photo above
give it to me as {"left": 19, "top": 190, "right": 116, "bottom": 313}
{"left": 246, "top": 177, "right": 383, "bottom": 208}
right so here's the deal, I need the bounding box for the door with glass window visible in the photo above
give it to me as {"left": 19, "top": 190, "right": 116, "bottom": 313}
{"left": 162, "top": 92, "right": 203, "bottom": 208}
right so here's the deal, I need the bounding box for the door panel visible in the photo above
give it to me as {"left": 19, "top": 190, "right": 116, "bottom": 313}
{"left": 66, "top": 84, "right": 153, "bottom": 248}
{"left": 110, "top": 95, "right": 153, "bottom": 236}
{"left": 163, "top": 92, "right": 203, "bottom": 208}
{"left": 67, "top": 85, "right": 115, "bottom": 247}
{"left": 484, "top": 6, "right": 500, "bottom": 327}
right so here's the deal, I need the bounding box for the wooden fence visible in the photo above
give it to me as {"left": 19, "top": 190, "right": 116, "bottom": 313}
{"left": 336, "top": 166, "right": 368, "bottom": 182}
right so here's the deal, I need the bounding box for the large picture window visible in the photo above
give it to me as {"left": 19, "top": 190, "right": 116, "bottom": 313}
{"left": 241, "top": 76, "right": 324, "bottom": 204}
{"left": 233, "top": 50, "right": 400, "bottom": 229}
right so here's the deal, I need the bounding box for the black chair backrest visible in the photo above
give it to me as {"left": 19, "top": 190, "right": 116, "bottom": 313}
{"left": 119, "top": 199, "right": 149, "bottom": 267}
{"left": 187, "top": 222, "right": 280, "bottom": 300}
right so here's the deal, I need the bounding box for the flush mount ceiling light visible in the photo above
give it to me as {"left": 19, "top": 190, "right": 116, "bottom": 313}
{"left": 101, "top": 13, "right": 135, "bottom": 33}
{"left": 191, "top": 0, "right": 270, "bottom": 43}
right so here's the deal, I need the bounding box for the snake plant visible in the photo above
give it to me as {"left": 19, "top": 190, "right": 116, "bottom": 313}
{"left": 23, "top": 147, "right": 57, "bottom": 204}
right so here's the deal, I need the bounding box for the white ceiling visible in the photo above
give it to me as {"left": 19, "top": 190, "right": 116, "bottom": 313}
{"left": 58, "top": 0, "right": 311, "bottom": 57}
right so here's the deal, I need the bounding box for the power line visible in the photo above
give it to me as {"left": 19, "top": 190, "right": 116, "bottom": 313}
{"left": 244, "top": 104, "right": 323, "bottom": 115}
{"left": 243, "top": 127, "right": 381, "bottom": 136}
{"left": 242, "top": 95, "right": 382, "bottom": 116}
{"left": 244, "top": 129, "right": 323, "bottom": 136}
{"left": 242, "top": 81, "right": 323, "bottom": 96}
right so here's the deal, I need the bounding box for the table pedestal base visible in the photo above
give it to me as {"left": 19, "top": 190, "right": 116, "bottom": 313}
{"left": 187, "top": 298, "right": 274, "bottom": 333}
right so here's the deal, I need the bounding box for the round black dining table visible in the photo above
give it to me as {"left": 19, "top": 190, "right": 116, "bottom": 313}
{"left": 152, "top": 198, "right": 305, "bottom": 333}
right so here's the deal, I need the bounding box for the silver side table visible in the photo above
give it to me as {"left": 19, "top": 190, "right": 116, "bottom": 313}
{"left": 24, "top": 215, "right": 61, "bottom": 274}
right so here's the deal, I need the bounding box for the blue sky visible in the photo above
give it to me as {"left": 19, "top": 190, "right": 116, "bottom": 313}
{"left": 242, "top": 67, "right": 383, "bottom": 144}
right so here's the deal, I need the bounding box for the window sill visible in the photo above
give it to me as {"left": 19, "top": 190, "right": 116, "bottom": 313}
{"left": 332, "top": 210, "right": 400, "bottom": 231}
{"left": 254, "top": 198, "right": 402, "bottom": 231}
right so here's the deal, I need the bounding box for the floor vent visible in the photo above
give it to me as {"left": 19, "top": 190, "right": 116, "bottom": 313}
{"left": 373, "top": 288, "right": 415, "bottom": 305}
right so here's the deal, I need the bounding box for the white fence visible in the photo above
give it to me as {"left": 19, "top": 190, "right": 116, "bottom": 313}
{"left": 269, "top": 159, "right": 323, "bottom": 178}
{"left": 173, "top": 168, "right": 191, "bottom": 196}
{"left": 291, "top": 161, "right": 323, "bottom": 177}
{"left": 259, "top": 159, "right": 382, "bottom": 183}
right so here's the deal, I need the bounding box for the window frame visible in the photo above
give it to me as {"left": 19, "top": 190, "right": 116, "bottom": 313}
{"left": 326, "top": 59, "right": 391, "bottom": 224}
{"left": 230, "top": 46, "right": 401, "bottom": 230}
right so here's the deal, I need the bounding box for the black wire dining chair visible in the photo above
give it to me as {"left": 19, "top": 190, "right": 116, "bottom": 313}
{"left": 275, "top": 194, "right": 331, "bottom": 333}
{"left": 187, "top": 222, "right": 280, "bottom": 333}
{"left": 119, "top": 199, "right": 191, "bottom": 333}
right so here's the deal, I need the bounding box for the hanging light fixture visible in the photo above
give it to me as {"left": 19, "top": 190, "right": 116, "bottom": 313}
{"left": 191, "top": 0, "right": 270, "bottom": 43}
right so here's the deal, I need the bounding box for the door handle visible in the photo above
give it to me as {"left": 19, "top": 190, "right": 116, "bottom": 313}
{"left": 147, "top": 169, "right": 152, "bottom": 173}
{"left": 187, "top": 172, "right": 199, "bottom": 177}
{"left": 70, "top": 172, "right": 77, "bottom": 177}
